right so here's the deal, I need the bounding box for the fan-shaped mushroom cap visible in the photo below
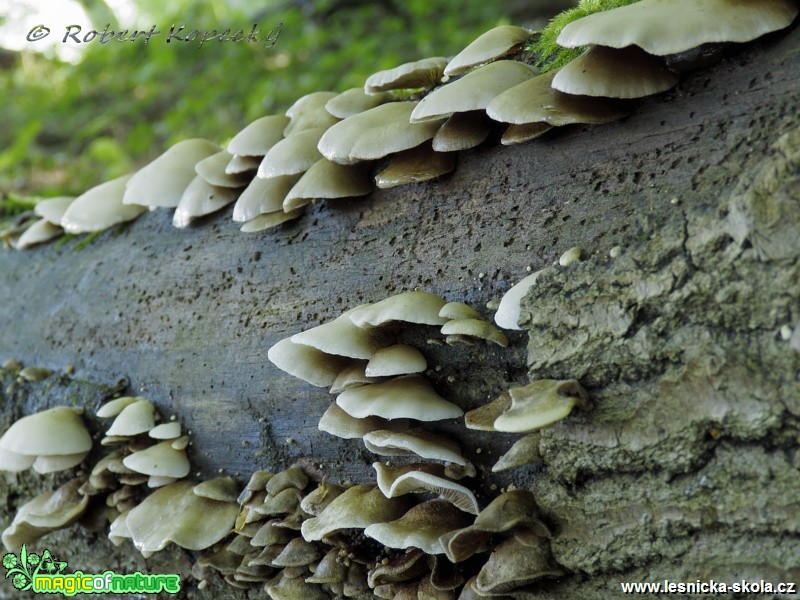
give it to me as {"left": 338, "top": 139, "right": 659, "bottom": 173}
{"left": 258, "top": 128, "right": 326, "bottom": 178}
{"left": 225, "top": 154, "right": 261, "bottom": 174}
{"left": 373, "top": 462, "right": 448, "bottom": 496}
{"left": 122, "top": 440, "right": 190, "bottom": 478}
{"left": 283, "top": 159, "right": 372, "bottom": 211}
{"left": 238, "top": 470, "right": 273, "bottom": 505}
{"left": 301, "top": 484, "right": 413, "bottom": 542}
{"left": 271, "top": 537, "right": 322, "bottom": 567}
{"left": 299, "top": 481, "right": 347, "bottom": 517}
{"left": 232, "top": 174, "right": 301, "bottom": 222}
{"left": 500, "top": 122, "right": 553, "bottom": 146}
{"left": 441, "top": 319, "right": 509, "bottom": 347}
{"left": 0, "top": 448, "right": 35, "bottom": 472}
{"left": 265, "top": 570, "right": 330, "bottom": 600}
{"left": 557, "top": 0, "right": 799, "bottom": 56}
{"left": 349, "top": 291, "right": 448, "bottom": 327}
{"left": 34, "top": 196, "right": 74, "bottom": 224}
{"left": 318, "top": 404, "right": 409, "bottom": 439}
{"left": 306, "top": 548, "right": 348, "bottom": 584}
{"left": 196, "top": 151, "right": 250, "bottom": 188}
{"left": 553, "top": 45, "right": 678, "bottom": 99}
{"left": 366, "top": 344, "right": 427, "bottom": 377}
{"left": 438, "top": 302, "right": 481, "bottom": 321}
{"left": 106, "top": 398, "right": 156, "bottom": 436}
{"left": 411, "top": 61, "right": 537, "bottom": 123}
{"left": 291, "top": 310, "right": 390, "bottom": 359}
{"left": 250, "top": 519, "right": 296, "bottom": 547}
{"left": 318, "top": 102, "right": 444, "bottom": 165}
{"left": 2, "top": 478, "right": 89, "bottom": 550}
{"left": 365, "top": 500, "right": 472, "bottom": 554}
{"left": 487, "top": 69, "right": 629, "bottom": 126}
{"left": 493, "top": 379, "right": 590, "bottom": 433}
{"left": 108, "top": 511, "right": 132, "bottom": 546}
{"left": 0, "top": 407, "right": 91, "bottom": 471}
{"left": 444, "top": 26, "right": 530, "bottom": 77}
{"left": 494, "top": 269, "right": 549, "bottom": 330}
{"left": 492, "top": 433, "right": 540, "bottom": 472}
{"left": 31, "top": 453, "right": 87, "bottom": 474}
{"left": 268, "top": 337, "right": 351, "bottom": 387}
{"left": 122, "top": 139, "right": 219, "bottom": 208}
{"left": 337, "top": 375, "right": 463, "bottom": 421}
{"left": 432, "top": 112, "right": 493, "bottom": 153}
{"left": 329, "top": 361, "right": 382, "bottom": 394}
{"left": 96, "top": 396, "right": 139, "bottom": 418}
{"left": 227, "top": 115, "right": 289, "bottom": 157}
{"left": 194, "top": 476, "right": 239, "bottom": 503}
{"left": 266, "top": 465, "right": 308, "bottom": 496}
{"left": 284, "top": 92, "right": 340, "bottom": 136}
{"left": 62, "top": 174, "right": 145, "bottom": 233}
{"left": 253, "top": 487, "right": 304, "bottom": 518}
{"left": 363, "top": 428, "right": 469, "bottom": 466}
{"left": 365, "top": 57, "right": 448, "bottom": 94}
{"left": 473, "top": 534, "right": 563, "bottom": 594}
{"left": 372, "top": 465, "right": 479, "bottom": 515}
{"left": 125, "top": 480, "right": 239, "bottom": 554}
{"left": 375, "top": 145, "right": 456, "bottom": 189}
{"left": 326, "top": 88, "right": 392, "bottom": 118}
{"left": 240, "top": 209, "right": 304, "bottom": 233}
{"left": 149, "top": 421, "right": 181, "bottom": 440}
{"left": 172, "top": 175, "right": 239, "bottom": 228}
{"left": 15, "top": 219, "right": 62, "bottom": 249}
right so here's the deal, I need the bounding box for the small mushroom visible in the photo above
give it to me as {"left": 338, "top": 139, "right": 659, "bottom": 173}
{"left": 375, "top": 145, "right": 456, "bottom": 189}
{"left": 227, "top": 115, "right": 289, "bottom": 157}
{"left": 268, "top": 337, "right": 351, "bottom": 387}
{"left": 318, "top": 404, "right": 408, "bottom": 439}
{"left": 271, "top": 537, "right": 321, "bottom": 567}
{"left": 494, "top": 268, "right": 550, "bottom": 330}
{"left": 250, "top": 519, "right": 296, "bottom": 547}
{"left": 258, "top": 128, "right": 327, "bottom": 178}
{"left": 491, "top": 433, "right": 541, "bottom": 472}
{"left": 62, "top": 174, "right": 146, "bottom": 234}
{"left": 284, "top": 92, "right": 340, "bottom": 136}
{"left": 500, "top": 122, "right": 553, "bottom": 146}
{"left": 290, "top": 310, "right": 390, "bottom": 359}
{"left": 365, "top": 344, "right": 427, "bottom": 377}
{"left": 266, "top": 466, "right": 309, "bottom": 496}
{"left": 225, "top": 154, "right": 261, "bottom": 174}
{"left": 105, "top": 398, "right": 156, "bottom": 437}
{"left": 149, "top": 421, "right": 181, "bottom": 440}
{"left": 299, "top": 481, "right": 348, "bottom": 517}
{"left": 336, "top": 375, "right": 463, "bottom": 421}
{"left": 364, "top": 57, "right": 448, "bottom": 94}
{"left": 493, "top": 379, "right": 590, "bottom": 433}
{"left": 349, "top": 291, "right": 449, "bottom": 327}
{"left": 196, "top": 151, "right": 251, "bottom": 187}
{"left": 172, "top": 175, "right": 239, "bottom": 228}
{"left": 365, "top": 500, "right": 472, "bottom": 554}
{"left": 33, "top": 196, "right": 75, "bottom": 224}
{"left": 96, "top": 396, "right": 139, "bottom": 418}
{"left": 282, "top": 159, "right": 372, "bottom": 212}
{"left": 464, "top": 391, "right": 512, "bottom": 431}
{"left": 432, "top": 112, "right": 493, "bottom": 153}
{"left": 232, "top": 174, "right": 301, "bottom": 222}
{"left": 329, "top": 361, "right": 383, "bottom": 394}
{"left": 440, "top": 319, "right": 509, "bottom": 347}
{"left": 326, "top": 88, "right": 392, "bottom": 118}
{"left": 14, "top": 219, "right": 63, "bottom": 250}
{"left": 240, "top": 208, "right": 304, "bottom": 233}
{"left": 194, "top": 476, "right": 239, "bottom": 503}
{"left": 444, "top": 26, "right": 530, "bottom": 77}
{"left": 372, "top": 463, "right": 480, "bottom": 515}
{"left": 363, "top": 428, "right": 470, "bottom": 466}
{"left": 473, "top": 534, "right": 563, "bottom": 594}
{"left": 122, "top": 440, "right": 190, "bottom": 479}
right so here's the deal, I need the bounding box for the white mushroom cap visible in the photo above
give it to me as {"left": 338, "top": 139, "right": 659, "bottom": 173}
{"left": 444, "top": 26, "right": 530, "bottom": 77}
{"left": 326, "top": 88, "right": 392, "bottom": 118}
{"left": 31, "top": 453, "right": 87, "bottom": 474}
{"left": 290, "top": 310, "right": 390, "bottom": 359}
{"left": 232, "top": 174, "right": 301, "bottom": 222}
{"left": 284, "top": 92, "right": 340, "bottom": 136}
{"left": 0, "top": 448, "right": 35, "bottom": 472}
{"left": 410, "top": 61, "right": 537, "bottom": 123}
{"left": 364, "top": 57, "right": 448, "bottom": 94}
{"left": 318, "top": 102, "right": 444, "bottom": 165}
{"left": 365, "top": 344, "right": 426, "bottom": 377}
{"left": 432, "top": 112, "right": 493, "bottom": 153}
{"left": 486, "top": 70, "right": 629, "bottom": 126}
{"left": 268, "top": 336, "right": 351, "bottom": 387}
{"left": 122, "top": 440, "right": 190, "bottom": 478}
{"left": 348, "top": 291, "right": 448, "bottom": 327}
{"left": 225, "top": 154, "right": 261, "bottom": 174}
{"left": 364, "top": 500, "right": 472, "bottom": 554}
{"left": 227, "top": 115, "right": 289, "bottom": 157}
{"left": 439, "top": 302, "right": 482, "bottom": 321}
{"left": 240, "top": 209, "right": 304, "bottom": 232}
{"left": 500, "top": 122, "right": 553, "bottom": 146}
{"left": 172, "top": 175, "right": 239, "bottom": 229}
{"left": 557, "top": 0, "right": 799, "bottom": 56}
{"left": 0, "top": 407, "right": 92, "bottom": 461}
{"left": 62, "top": 174, "right": 146, "bottom": 234}
{"left": 336, "top": 375, "right": 463, "bottom": 421}
{"left": 329, "top": 361, "right": 382, "bottom": 394}
{"left": 552, "top": 45, "right": 678, "bottom": 99}
{"left": 122, "top": 139, "right": 220, "bottom": 208}
{"left": 374, "top": 145, "right": 456, "bottom": 190}
{"left": 14, "top": 219, "right": 62, "bottom": 250}
{"left": 282, "top": 159, "right": 372, "bottom": 212}
{"left": 195, "top": 151, "right": 250, "bottom": 188}
{"left": 441, "top": 319, "right": 509, "bottom": 347}
{"left": 258, "top": 127, "right": 326, "bottom": 178}
{"left": 194, "top": 477, "right": 239, "bottom": 503}
{"left": 494, "top": 268, "right": 549, "bottom": 330}
{"left": 318, "top": 404, "right": 409, "bottom": 439}
{"left": 34, "top": 196, "right": 74, "bottom": 224}
{"left": 96, "top": 396, "right": 139, "bottom": 418}
{"left": 363, "top": 428, "right": 469, "bottom": 465}
{"left": 371, "top": 463, "right": 479, "bottom": 515}
{"left": 493, "top": 379, "right": 590, "bottom": 433}
{"left": 106, "top": 398, "right": 156, "bottom": 436}
{"left": 149, "top": 422, "right": 182, "bottom": 440}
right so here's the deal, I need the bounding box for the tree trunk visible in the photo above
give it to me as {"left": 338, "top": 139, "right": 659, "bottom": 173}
{"left": 0, "top": 25, "right": 798, "bottom": 600}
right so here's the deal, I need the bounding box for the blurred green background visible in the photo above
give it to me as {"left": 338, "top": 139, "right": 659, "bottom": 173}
{"left": 0, "top": 0, "right": 572, "bottom": 200}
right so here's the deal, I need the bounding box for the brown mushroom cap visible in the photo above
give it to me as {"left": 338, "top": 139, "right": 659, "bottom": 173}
{"left": 557, "top": 0, "right": 799, "bottom": 56}
{"left": 552, "top": 45, "right": 679, "bottom": 99}
{"left": 444, "top": 26, "right": 531, "bottom": 77}
{"left": 364, "top": 57, "right": 448, "bottom": 94}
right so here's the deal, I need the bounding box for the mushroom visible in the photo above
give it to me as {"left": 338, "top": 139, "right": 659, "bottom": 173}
{"left": 195, "top": 150, "right": 251, "bottom": 187}
{"left": 122, "top": 440, "right": 191, "bottom": 480}
{"left": 299, "top": 481, "right": 347, "bottom": 517}
{"left": 61, "top": 174, "right": 146, "bottom": 234}
{"left": 265, "top": 570, "right": 330, "bottom": 600}
{"left": 329, "top": 362, "right": 383, "bottom": 394}
{"left": 96, "top": 396, "right": 139, "bottom": 418}
{"left": 271, "top": 537, "right": 321, "bottom": 568}
{"left": 0, "top": 407, "right": 92, "bottom": 474}
{"left": 318, "top": 404, "right": 409, "bottom": 439}
{"left": 500, "top": 122, "right": 553, "bottom": 146}
{"left": 552, "top": 45, "right": 678, "bottom": 98}
{"left": 375, "top": 145, "right": 457, "bottom": 189}
{"left": 225, "top": 154, "right": 261, "bottom": 174}
{"left": 258, "top": 128, "right": 327, "bottom": 178}
{"left": 14, "top": 219, "right": 63, "bottom": 250}
{"left": 473, "top": 533, "right": 563, "bottom": 594}
{"left": 365, "top": 344, "right": 427, "bottom": 377}
{"left": 444, "top": 26, "right": 531, "bottom": 77}
{"left": 464, "top": 391, "right": 512, "bottom": 431}
{"left": 493, "top": 379, "right": 591, "bottom": 433}
{"left": 290, "top": 310, "right": 390, "bottom": 359}
{"left": 491, "top": 433, "right": 541, "bottom": 472}
{"left": 33, "top": 196, "right": 75, "bottom": 224}
{"left": 266, "top": 465, "right": 309, "bottom": 496}
{"left": 149, "top": 421, "right": 182, "bottom": 440}
{"left": 238, "top": 470, "right": 273, "bottom": 505}
{"left": 282, "top": 159, "right": 372, "bottom": 212}
{"left": 227, "top": 115, "right": 289, "bottom": 157}
{"left": 306, "top": 548, "right": 348, "bottom": 584}
{"left": 432, "top": 111, "right": 494, "bottom": 153}
{"left": 494, "top": 268, "right": 550, "bottom": 330}
{"left": 268, "top": 337, "right": 351, "bottom": 387}
{"left": 349, "top": 291, "right": 449, "bottom": 327}
{"left": 410, "top": 61, "right": 537, "bottom": 123}
{"left": 363, "top": 428, "right": 470, "bottom": 466}
{"left": 318, "top": 102, "right": 444, "bottom": 165}
{"left": 241, "top": 209, "right": 304, "bottom": 233}
{"left": 364, "top": 500, "right": 472, "bottom": 555}
{"left": 122, "top": 139, "right": 220, "bottom": 208}
{"left": 326, "top": 88, "right": 392, "bottom": 118}
{"left": 556, "top": 0, "right": 799, "bottom": 56}
{"left": 336, "top": 375, "right": 463, "bottom": 421}
{"left": 372, "top": 463, "right": 480, "bottom": 515}
{"left": 172, "top": 175, "right": 239, "bottom": 228}
{"left": 440, "top": 319, "right": 509, "bottom": 347}
{"left": 232, "top": 174, "right": 301, "bottom": 222}
{"left": 105, "top": 398, "right": 156, "bottom": 437}
{"left": 364, "top": 57, "right": 448, "bottom": 94}
{"left": 283, "top": 92, "right": 340, "bottom": 136}
{"left": 559, "top": 245, "right": 583, "bottom": 266}
{"left": 250, "top": 519, "right": 296, "bottom": 547}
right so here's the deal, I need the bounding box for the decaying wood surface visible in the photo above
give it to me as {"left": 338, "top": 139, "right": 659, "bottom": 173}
{"left": 0, "top": 25, "right": 798, "bottom": 599}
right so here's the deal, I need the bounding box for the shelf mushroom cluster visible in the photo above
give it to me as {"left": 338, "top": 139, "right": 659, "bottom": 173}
{"left": 6, "top": 0, "right": 797, "bottom": 249}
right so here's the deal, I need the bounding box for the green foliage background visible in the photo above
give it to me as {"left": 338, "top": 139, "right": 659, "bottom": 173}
{"left": 0, "top": 0, "right": 510, "bottom": 198}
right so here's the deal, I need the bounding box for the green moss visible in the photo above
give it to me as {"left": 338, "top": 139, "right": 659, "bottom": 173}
{"left": 530, "top": 0, "right": 643, "bottom": 72}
